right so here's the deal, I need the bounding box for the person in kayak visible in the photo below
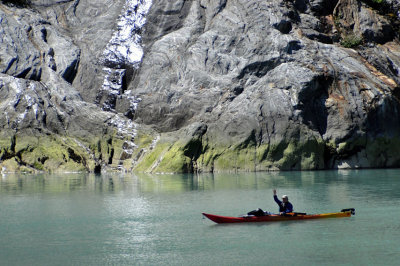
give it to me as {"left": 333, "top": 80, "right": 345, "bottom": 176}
{"left": 273, "top": 189, "right": 293, "bottom": 215}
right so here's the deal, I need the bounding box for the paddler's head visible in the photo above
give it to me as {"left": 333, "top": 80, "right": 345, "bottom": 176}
{"left": 282, "top": 195, "right": 289, "bottom": 203}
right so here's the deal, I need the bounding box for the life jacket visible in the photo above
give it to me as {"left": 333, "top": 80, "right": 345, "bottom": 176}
{"left": 279, "top": 202, "right": 292, "bottom": 212}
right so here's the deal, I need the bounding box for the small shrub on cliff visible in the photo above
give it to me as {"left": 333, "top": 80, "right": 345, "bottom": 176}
{"left": 1, "top": 0, "right": 31, "bottom": 7}
{"left": 341, "top": 34, "right": 363, "bottom": 48}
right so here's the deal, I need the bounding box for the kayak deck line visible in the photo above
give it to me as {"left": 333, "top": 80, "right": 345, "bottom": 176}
{"left": 202, "top": 208, "right": 355, "bottom": 224}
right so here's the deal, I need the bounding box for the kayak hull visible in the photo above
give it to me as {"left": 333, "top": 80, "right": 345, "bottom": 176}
{"left": 202, "top": 209, "right": 355, "bottom": 224}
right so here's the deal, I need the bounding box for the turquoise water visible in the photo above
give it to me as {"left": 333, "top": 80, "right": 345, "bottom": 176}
{"left": 1, "top": 170, "right": 400, "bottom": 265}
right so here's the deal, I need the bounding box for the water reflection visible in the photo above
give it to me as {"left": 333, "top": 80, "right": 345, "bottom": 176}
{"left": 1, "top": 170, "right": 399, "bottom": 200}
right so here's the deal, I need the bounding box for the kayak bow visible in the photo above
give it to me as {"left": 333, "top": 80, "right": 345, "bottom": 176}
{"left": 202, "top": 208, "right": 355, "bottom": 224}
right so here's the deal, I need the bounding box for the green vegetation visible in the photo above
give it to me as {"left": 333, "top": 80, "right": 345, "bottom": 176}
{"left": 133, "top": 133, "right": 400, "bottom": 173}
{"left": 0, "top": 132, "right": 123, "bottom": 173}
{"left": 340, "top": 34, "right": 363, "bottom": 48}
{"left": 133, "top": 134, "right": 327, "bottom": 173}
{"left": 3, "top": 129, "right": 400, "bottom": 174}
{"left": 134, "top": 142, "right": 170, "bottom": 172}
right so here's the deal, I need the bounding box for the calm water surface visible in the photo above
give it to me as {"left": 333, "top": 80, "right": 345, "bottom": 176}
{"left": 1, "top": 170, "right": 400, "bottom": 265}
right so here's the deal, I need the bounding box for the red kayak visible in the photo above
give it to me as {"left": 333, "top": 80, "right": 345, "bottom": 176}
{"left": 202, "top": 209, "right": 355, "bottom": 224}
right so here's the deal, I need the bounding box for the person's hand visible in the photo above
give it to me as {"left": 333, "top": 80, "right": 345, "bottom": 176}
{"left": 273, "top": 189, "right": 276, "bottom": 195}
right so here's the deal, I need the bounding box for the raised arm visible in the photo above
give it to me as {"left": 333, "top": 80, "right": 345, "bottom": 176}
{"left": 273, "top": 189, "right": 281, "bottom": 205}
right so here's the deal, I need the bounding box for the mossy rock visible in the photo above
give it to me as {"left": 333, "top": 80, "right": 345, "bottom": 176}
{"left": 0, "top": 134, "right": 99, "bottom": 172}
{"left": 0, "top": 158, "right": 21, "bottom": 172}
{"left": 155, "top": 142, "right": 192, "bottom": 173}
{"left": 134, "top": 142, "right": 171, "bottom": 172}
{"left": 135, "top": 133, "right": 154, "bottom": 148}
{"left": 0, "top": 129, "right": 164, "bottom": 173}
{"left": 133, "top": 134, "right": 327, "bottom": 173}
{"left": 211, "top": 146, "right": 257, "bottom": 172}
{"left": 365, "top": 137, "right": 400, "bottom": 167}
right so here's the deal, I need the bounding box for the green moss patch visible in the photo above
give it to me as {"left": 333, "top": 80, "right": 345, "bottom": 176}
{"left": 134, "top": 142, "right": 171, "bottom": 172}
{"left": 155, "top": 143, "right": 192, "bottom": 173}
{"left": 133, "top": 134, "right": 327, "bottom": 173}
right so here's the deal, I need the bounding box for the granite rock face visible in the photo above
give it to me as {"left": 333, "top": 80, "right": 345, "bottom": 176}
{"left": 127, "top": 0, "right": 400, "bottom": 172}
{"left": 1, "top": 0, "right": 400, "bottom": 173}
{"left": 0, "top": 1, "right": 137, "bottom": 172}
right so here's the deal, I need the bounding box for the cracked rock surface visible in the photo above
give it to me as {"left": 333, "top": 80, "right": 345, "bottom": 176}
{"left": 1, "top": 0, "right": 400, "bottom": 173}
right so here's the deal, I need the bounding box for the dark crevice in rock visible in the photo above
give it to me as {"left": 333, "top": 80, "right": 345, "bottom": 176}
{"left": 121, "top": 66, "right": 133, "bottom": 94}
{"left": 309, "top": 0, "right": 340, "bottom": 16}
{"left": 0, "top": 148, "right": 15, "bottom": 161}
{"left": 273, "top": 20, "right": 293, "bottom": 34}
{"left": 297, "top": 75, "right": 333, "bottom": 136}
{"left": 363, "top": 26, "right": 395, "bottom": 45}
{"left": 94, "top": 163, "right": 101, "bottom": 174}
{"left": 62, "top": 57, "right": 80, "bottom": 84}
{"left": 67, "top": 147, "right": 82, "bottom": 163}
{"left": 305, "top": 32, "right": 334, "bottom": 44}
{"left": 2, "top": 0, "right": 32, "bottom": 8}
{"left": 294, "top": 0, "right": 308, "bottom": 13}
{"left": 108, "top": 148, "right": 114, "bottom": 164}
{"left": 29, "top": 0, "right": 75, "bottom": 8}
{"left": 183, "top": 139, "right": 203, "bottom": 163}
{"left": 237, "top": 59, "right": 281, "bottom": 80}
{"left": 323, "top": 143, "right": 336, "bottom": 169}
{"left": 287, "top": 9, "right": 301, "bottom": 23}
{"left": 286, "top": 40, "right": 303, "bottom": 54}
{"left": 38, "top": 156, "right": 49, "bottom": 164}
{"left": 232, "top": 86, "right": 244, "bottom": 96}
{"left": 16, "top": 67, "right": 32, "bottom": 79}
{"left": 4, "top": 57, "right": 17, "bottom": 73}
{"left": 40, "top": 28, "right": 48, "bottom": 43}
{"left": 10, "top": 135, "right": 16, "bottom": 154}
{"left": 391, "top": 86, "right": 400, "bottom": 103}
{"left": 219, "top": 1, "right": 227, "bottom": 13}
{"left": 181, "top": 124, "right": 209, "bottom": 173}
{"left": 361, "top": 0, "right": 392, "bottom": 14}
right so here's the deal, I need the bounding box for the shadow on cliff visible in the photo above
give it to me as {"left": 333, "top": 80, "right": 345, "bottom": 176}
{"left": 297, "top": 74, "right": 333, "bottom": 137}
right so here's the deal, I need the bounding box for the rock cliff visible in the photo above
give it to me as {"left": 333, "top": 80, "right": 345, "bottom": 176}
{"left": 1, "top": 0, "right": 400, "bottom": 173}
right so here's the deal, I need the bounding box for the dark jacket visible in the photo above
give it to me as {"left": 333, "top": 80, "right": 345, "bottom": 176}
{"left": 273, "top": 195, "right": 293, "bottom": 213}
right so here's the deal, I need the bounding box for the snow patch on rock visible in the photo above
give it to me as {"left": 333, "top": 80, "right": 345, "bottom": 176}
{"left": 101, "top": 0, "right": 151, "bottom": 115}
{"left": 103, "top": 0, "right": 152, "bottom": 68}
